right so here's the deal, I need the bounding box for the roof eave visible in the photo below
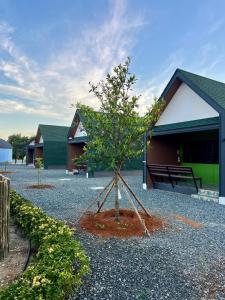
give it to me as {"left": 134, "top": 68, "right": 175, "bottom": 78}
{"left": 152, "top": 123, "right": 219, "bottom": 136}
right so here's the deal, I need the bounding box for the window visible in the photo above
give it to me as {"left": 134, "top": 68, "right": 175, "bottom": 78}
{"left": 183, "top": 140, "right": 218, "bottom": 164}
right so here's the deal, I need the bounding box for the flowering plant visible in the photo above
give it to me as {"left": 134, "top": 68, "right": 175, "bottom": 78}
{"left": 0, "top": 191, "right": 90, "bottom": 300}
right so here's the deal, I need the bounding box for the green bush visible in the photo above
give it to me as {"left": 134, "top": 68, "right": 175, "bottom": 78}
{"left": 0, "top": 191, "right": 90, "bottom": 300}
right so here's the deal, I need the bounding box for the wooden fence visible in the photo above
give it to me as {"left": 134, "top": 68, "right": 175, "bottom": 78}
{"left": 0, "top": 175, "right": 10, "bottom": 260}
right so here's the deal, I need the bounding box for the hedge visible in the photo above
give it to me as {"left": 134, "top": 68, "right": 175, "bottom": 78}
{"left": 0, "top": 191, "right": 90, "bottom": 300}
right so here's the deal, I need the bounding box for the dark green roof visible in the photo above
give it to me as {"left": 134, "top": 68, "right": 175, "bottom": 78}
{"left": 177, "top": 69, "right": 225, "bottom": 110}
{"left": 39, "top": 125, "right": 70, "bottom": 142}
{"left": 153, "top": 117, "right": 219, "bottom": 135}
{"left": 0, "top": 139, "right": 12, "bottom": 149}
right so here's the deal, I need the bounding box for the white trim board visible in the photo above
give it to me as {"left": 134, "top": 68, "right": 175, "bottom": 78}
{"left": 156, "top": 82, "right": 219, "bottom": 126}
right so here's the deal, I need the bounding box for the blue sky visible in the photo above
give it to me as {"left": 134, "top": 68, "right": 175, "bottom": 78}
{"left": 0, "top": 0, "right": 225, "bottom": 139}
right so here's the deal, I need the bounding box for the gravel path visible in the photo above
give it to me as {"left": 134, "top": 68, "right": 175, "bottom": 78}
{"left": 4, "top": 166, "right": 225, "bottom": 299}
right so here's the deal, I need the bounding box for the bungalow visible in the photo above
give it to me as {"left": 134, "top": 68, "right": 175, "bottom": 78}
{"left": 27, "top": 124, "right": 69, "bottom": 169}
{"left": 67, "top": 109, "right": 142, "bottom": 175}
{"left": 0, "top": 139, "right": 12, "bottom": 163}
{"left": 143, "top": 69, "right": 225, "bottom": 205}
{"left": 67, "top": 110, "right": 87, "bottom": 173}
{"left": 26, "top": 138, "right": 35, "bottom": 165}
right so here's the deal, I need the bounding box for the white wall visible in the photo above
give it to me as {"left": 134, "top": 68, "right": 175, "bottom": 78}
{"left": 29, "top": 140, "right": 35, "bottom": 145}
{"left": 156, "top": 82, "right": 219, "bottom": 126}
{"left": 75, "top": 122, "right": 87, "bottom": 138}
{"left": 0, "top": 148, "right": 13, "bottom": 163}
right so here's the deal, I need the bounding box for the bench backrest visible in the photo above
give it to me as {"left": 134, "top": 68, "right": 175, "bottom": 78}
{"left": 147, "top": 164, "right": 168, "bottom": 173}
{"left": 148, "top": 164, "right": 193, "bottom": 175}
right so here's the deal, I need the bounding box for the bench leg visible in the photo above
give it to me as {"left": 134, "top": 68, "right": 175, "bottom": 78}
{"left": 193, "top": 178, "right": 198, "bottom": 193}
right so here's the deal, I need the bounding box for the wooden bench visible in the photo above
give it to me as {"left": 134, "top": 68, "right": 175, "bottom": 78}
{"left": 74, "top": 163, "right": 87, "bottom": 174}
{"left": 147, "top": 164, "right": 202, "bottom": 192}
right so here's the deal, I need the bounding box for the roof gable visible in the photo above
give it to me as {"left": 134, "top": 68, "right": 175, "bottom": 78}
{"left": 156, "top": 82, "right": 218, "bottom": 126}
{"left": 68, "top": 109, "right": 101, "bottom": 138}
{"left": 37, "top": 125, "right": 70, "bottom": 142}
{"left": 0, "top": 139, "right": 12, "bottom": 149}
{"left": 161, "top": 69, "right": 225, "bottom": 114}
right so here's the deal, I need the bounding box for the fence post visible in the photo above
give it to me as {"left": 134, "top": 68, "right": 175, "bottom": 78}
{"left": 0, "top": 175, "right": 10, "bottom": 260}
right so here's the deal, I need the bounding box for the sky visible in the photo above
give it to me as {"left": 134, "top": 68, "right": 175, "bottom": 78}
{"left": 0, "top": 0, "right": 225, "bottom": 139}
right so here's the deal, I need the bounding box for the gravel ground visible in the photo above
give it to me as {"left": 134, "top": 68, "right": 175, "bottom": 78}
{"left": 4, "top": 165, "right": 225, "bottom": 300}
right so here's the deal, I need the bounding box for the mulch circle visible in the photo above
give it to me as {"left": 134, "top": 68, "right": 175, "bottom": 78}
{"left": 79, "top": 209, "right": 166, "bottom": 238}
{"left": 27, "top": 184, "right": 55, "bottom": 189}
{"left": 0, "top": 171, "right": 15, "bottom": 174}
{"left": 174, "top": 214, "right": 203, "bottom": 229}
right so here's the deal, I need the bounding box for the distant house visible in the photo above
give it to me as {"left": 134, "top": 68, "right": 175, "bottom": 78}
{"left": 26, "top": 138, "right": 35, "bottom": 165}
{"left": 27, "top": 124, "right": 69, "bottom": 169}
{"left": 67, "top": 109, "right": 142, "bottom": 175}
{"left": 143, "top": 69, "right": 225, "bottom": 204}
{"left": 0, "top": 139, "right": 12, "bottom": 163}
{"left": 67, "top": 110, "right": 88, "bottom": 173}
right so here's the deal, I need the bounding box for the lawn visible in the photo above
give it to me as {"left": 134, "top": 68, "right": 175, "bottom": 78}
{"left": 6, "top": 165, "right": 225, "bottom": 300}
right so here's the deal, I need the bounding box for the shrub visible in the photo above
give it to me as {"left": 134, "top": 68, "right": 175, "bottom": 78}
{"left": 0, "top": 191, "right": 90, "bottom": 300}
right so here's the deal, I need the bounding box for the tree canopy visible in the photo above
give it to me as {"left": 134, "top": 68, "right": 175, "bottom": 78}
{"left": 8, "top": 134, "right": 32, "bottom": 162}
{"left": 76, "top": 57, "right": 165, "bottom": 173}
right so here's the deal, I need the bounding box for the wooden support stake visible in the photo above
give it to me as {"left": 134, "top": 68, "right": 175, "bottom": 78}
{"left": 120, "top": 180, "right": 150, "bottom": 237}
{"left": 74, "top": 177, "right": 114, "bottom": 226}
{"left": 97, "top": 179, "right": 115, "bottom": 213}
{"left": 0, "top": 175, "right": 10, "bottom": 260}
{"left": 118, "top": 173, "right": 151, "bottom": 216}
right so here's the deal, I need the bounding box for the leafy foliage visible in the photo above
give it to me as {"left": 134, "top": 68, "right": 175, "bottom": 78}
{"left": 76, "top": 58, "right": 165, "bottom": 172}
{"left": 0, "top": 191, "right": 90, "bottom": 300}
{"left": 8, "top": 134, "right": 32, "bottom": 163}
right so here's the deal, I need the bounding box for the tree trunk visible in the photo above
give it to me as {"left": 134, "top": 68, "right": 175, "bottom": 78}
{"left": 37, "top": 169, "right": 41, "bottom": 185}
{"left": 114, "top": 172, "right": 120, "bottom": 221}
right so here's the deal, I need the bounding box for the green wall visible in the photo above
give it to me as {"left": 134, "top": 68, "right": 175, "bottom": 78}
{"left": 89, "top": 156, "right": 142, "bottom": 172}
{"left": 44, "top": 141, "right": 68, "bottom": 169}
{"left": 182, "top": 162, "right": 219, "bottom": 185}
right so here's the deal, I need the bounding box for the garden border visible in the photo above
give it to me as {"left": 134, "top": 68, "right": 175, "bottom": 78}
{"left": 0, "top": 190, "right": 90, "bottom": 300}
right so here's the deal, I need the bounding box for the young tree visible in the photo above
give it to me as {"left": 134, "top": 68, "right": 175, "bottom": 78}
{"left": 35, "top": 157, "right": 43, "bottom": 185}
{"left": 3, "top": 161, "right": 9, "bottom": 172}
{"left": 76, "top": 58, "right": 165, "bottom": 221}
{"left": 8, "top": 134, "right": 30, "bottom": 163}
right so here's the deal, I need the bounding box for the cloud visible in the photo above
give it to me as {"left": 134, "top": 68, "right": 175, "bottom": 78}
{"left": 0, "top": 1, "right": 146, "bottom": 120}
{"left": 0, "top": 98, "right": 60, "bottom": 117}
{"left": 0, "top": 83, "right": 41, "bottom": 100}
{"left": 208, "top": 20, "right": 224, "bottom": 34}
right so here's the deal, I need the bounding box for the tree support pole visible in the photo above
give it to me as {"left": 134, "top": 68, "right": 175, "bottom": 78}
{"left": 114, "top": 172, "right": 120, "bottom": 221}
{"left": 120, "top": 180, "right": 150, "bottom": 237}
{"left": 74, "top": 177, "right": 114, "bottom": 226}
{"left": 97, "top": 179, "right": 115, "bottom": 213}
{"left": 118, "top": 173, "right": 151, "bottom": 216}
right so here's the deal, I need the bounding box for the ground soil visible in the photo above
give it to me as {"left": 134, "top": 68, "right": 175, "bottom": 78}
{"left": 0, "top": 171, "right": 15, "bottom": 174}
{"left": 0, "top": 224, "right": 29, "bottom": 287}
{"left": 79, "top": 209, "right": 166, "bottom": 238}
{"left": 27, "top": 184, "right": 55, "bottom": 189}
{"left": 174, "top": 214, "right": 203, "bottom": 229}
